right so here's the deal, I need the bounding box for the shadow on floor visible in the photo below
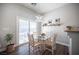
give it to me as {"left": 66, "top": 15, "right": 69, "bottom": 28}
{"left": 0, "top": 44, "right": 69, "bottom": 55}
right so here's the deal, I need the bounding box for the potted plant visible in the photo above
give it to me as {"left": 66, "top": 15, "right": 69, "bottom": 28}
{"left": 5, "top": 33, "right": 15, "bottom": 53}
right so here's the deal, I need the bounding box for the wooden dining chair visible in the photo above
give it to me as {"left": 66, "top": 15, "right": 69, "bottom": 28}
{"left": 28, "top": 34, "right": 42, "bottom": 55}
{"left": 45, "top": 33, "right": 57, "bottom": 55}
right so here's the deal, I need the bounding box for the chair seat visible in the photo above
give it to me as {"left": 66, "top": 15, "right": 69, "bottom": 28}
{"left": 33, "top": 42, "right": 42, "bottom": 46}
{"left": 45, "top": 44, "right": 52, "bottom": 49}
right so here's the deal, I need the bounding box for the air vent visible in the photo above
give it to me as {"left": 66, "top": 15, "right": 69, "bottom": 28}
{"left": 31, "top": 3, "right": 37, "bottom": 6}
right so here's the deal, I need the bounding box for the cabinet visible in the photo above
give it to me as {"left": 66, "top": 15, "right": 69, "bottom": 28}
{"left": 65, "top": 30, "right": 79, "bottom": 55}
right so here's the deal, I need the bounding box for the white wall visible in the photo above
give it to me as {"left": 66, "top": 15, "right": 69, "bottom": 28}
{"left": 0, "top": 3, "right": 39, "bottom": 51}
{"left": 0, "top": 3, "right": 79, "bottom": 52}
{"left": 42, "top": 4, "right": 79, "bottom": 46}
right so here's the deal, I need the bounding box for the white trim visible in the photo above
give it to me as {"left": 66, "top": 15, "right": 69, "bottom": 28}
{"left": 56, "top": 41, "right": 69, "bottom": 47}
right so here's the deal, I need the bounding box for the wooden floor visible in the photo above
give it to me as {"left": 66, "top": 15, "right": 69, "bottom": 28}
{"left": 0, "top": 44, "right": 69, "bottom": 55}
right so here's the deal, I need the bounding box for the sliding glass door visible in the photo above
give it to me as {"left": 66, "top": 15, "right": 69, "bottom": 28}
{"left": 17, "top": 17, "right": 37, "bottom": 45}
{"left": 19, "top": 18, "right": 29, "bottom": 45}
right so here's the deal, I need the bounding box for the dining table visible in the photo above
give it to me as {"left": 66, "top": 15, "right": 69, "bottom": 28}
{"left": 31, "top": 32, "right": 57, "bottom": 54}
{"left": 33, "top": 33, "right": 53, "bottom": 53}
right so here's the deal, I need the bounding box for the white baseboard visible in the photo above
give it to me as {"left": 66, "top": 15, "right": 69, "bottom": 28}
{"left": 56, "top": 41, "right": 69, "bottom": 47}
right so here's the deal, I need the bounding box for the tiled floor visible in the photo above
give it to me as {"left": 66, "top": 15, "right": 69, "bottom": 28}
{"left": 0, "top": 44, "right": 69, "bottom": 55}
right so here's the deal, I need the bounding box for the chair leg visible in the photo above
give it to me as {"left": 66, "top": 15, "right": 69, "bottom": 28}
{"left": 29, "top": 46, "right": 30, "bottom": 55}
{"left": 52, "top": 47, "right": 54, "bottom": 55}
{"left": 33, "top": 47, "right": 34, "bottom": 54}
{"left": 52, "top": 49, "right": 54, "bottom": 55}
{"left": 54, "top": 46, "right": 56, "bottom": 50}
{"left": 53, "top": 44, "right": 56, "bottom": 50}
{"left": 52, "top": 51, "right": 54, "bottom": 55}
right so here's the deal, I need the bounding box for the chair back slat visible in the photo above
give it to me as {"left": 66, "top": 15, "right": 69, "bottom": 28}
{"left": 28, "top": 34, "right": 34, "bottom": 46}
{"left": 51, "top": 33, "right": 57, "bottom": 47}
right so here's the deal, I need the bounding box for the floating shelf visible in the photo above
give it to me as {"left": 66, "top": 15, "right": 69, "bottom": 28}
{"left": 65, "top": 29, "right": 79, "bottom": 32}
{"left": 65, "top": 27, "right": 79, "bottom": 32}
{"left": 48, "top": 23, "right": 61, "bottom": 26}
{"left": 42, "top": 23, "right": 62, "bottom": 26}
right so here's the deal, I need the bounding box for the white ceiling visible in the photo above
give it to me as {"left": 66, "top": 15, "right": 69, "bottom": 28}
{"left": 22, "top": 3, "right": 67, "bottom": 14}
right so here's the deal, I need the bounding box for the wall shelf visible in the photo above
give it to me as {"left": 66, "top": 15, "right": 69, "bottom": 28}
{"left": 65, "top": 29, "right": 79, "bottom": 32}
{"left": 65, "top": 27, "right": 79, "bottom": 32}
{"left": 42, "top": 23, "right": 62, "bottom": 26}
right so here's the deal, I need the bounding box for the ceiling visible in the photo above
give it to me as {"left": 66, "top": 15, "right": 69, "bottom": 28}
{"left": 21, "top": 3, "right": 67, "bottom": 14}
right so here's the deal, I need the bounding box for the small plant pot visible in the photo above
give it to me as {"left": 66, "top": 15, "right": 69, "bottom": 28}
{"left": 6, "top": 44, "right": 15, "bottom": 53}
